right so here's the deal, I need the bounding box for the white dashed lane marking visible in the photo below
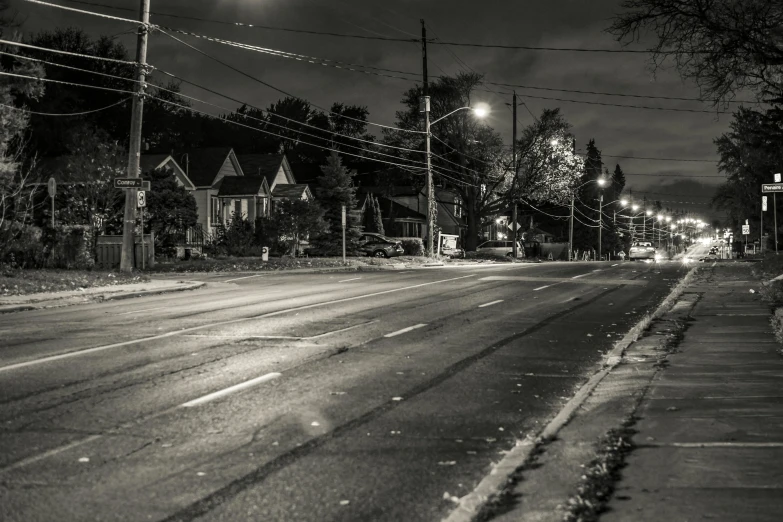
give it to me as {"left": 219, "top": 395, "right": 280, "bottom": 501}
{"left": 180, "top": 372, "right": 282, "bottom": 408}
{"left": 338, "top": 277, "right": 362, "bottom": 283}
{"left": 478, "top": 300, "right": 504, "bottom": 308}
{"left": 384, "top": 324, "right": 427, "bottom": 338}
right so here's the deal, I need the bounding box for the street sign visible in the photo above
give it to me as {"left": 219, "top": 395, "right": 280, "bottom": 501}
{"left": 341, "top": 205, "right": 346, "bottom": 227}
{"left": 762, "top": 183, "right": 783, "bottom": 193}
{"left": 775, "top": 173, "right": 781, "bottom": 183}
{"left": 142, "top": 180, "right": 151, "bottom": 191}
{"left": 114, "top": 177, "right": 142, "bottom": 189}
{"left": 47, "top": 177, "right": 56, "bottom": 197}
{"left": 137, "top": 190, "right": 146, "bottom": 208}
{"left": 507, "top": 221, "right": 521, "bottom": 231}
{"left": 763, "top": 196, "right": 768, "bottom": 211}
{"left": 742, "top": 224, "right": 750, "bottom": 235}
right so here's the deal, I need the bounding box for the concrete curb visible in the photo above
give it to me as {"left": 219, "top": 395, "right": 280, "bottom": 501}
{"left": 0, "top": 281, "right": 205, "bottom": 314}
{"left": 441, "top": 266, "right": 699, "bottom": 522}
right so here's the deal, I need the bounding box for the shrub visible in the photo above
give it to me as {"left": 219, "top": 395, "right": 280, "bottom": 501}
{"left": 215, "top": 213, "right": 257, "bottom": 256}
{"left": 398, "top": 237, "right": 424, "bottom": 256}
{"left": 48, "top": 225, "right": 94, "bottom": 270}
{"left": 3, "top": 225, "right": 45, "bottom": 268}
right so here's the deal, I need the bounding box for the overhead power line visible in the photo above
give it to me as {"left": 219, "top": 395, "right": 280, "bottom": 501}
{"left": 56, "top": 0, "right": 679, "bottom": 53}
{"left": 156, "top": 28, "right": 424, "bottom": 134}
{"left": 23, "top": 0, "right": 143, "bottom": 25}
{"left": 0, "top": 97, "right": 130, "bottom": 116}
{"left": 0, "top": 38, "right": 138, "bottom": 65}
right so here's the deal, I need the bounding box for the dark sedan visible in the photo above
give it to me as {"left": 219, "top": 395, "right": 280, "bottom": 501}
{"left": 359, "top": 233, "right": 405, "bottom": 258}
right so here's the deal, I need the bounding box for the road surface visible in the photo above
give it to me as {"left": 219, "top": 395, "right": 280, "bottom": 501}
{"left": 0, "top": 259, "right": 690, "bottom": 521}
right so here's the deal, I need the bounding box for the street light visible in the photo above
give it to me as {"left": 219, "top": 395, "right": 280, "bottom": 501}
{"left": 422, "top": 98, "right": 488, "bottom": 256}
{"left": 596, "top": 177, "right": 607, "bottom": 261}
{"left": 568, "top": 177, "right": 606, "bottom": 261}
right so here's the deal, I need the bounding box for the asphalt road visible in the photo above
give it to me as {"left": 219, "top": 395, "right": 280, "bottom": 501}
{"left": 0, "top": 259, "right": 691, "bottom": 522}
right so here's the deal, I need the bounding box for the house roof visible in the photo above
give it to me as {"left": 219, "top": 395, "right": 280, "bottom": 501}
{"left": 217, "top": 176, "right": 268, "bottom": 197}
{"left": 176, "top": 147, "right": 234, "bottom": 186}
{"left": 139, "top": 154, "right": 170, "bottom": 173}
{"left": 236, "top": 154, "right": 285, "bottom": 187}
{"left": 378, "top": 195, "right": 426, "bottom": 221}
{"left": 271, "top": 184, "right": 310, "bottom": 199}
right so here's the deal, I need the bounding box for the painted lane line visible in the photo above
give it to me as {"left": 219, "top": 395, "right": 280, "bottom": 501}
{"left": 478, "top": 300, "right": 504, "bottom": 308}
{"left": 571, "top": 273, "right": 589, "bottom": 279}
{"left": 180, "top": 372, "right": 282, "bottom": 408}
{"left": 223, "top": 273, "right": 267, "bottom": 283}
{"left": 611, "top": 263, "right": 619, "bottom": 267}
{"left": 1, "top": 434, "right": 104, "bottom": 473}
{"left": 116, "top": 307, "right": 164, "bottom": 315}
{"left": 338, "top": 277, "right": 362, "bottom": 283}
{"left": 0, "top": 274, "right": 475, "bottom": 373}
{"left": 384, "top": 324, "right": 427, "bottom": 338}
{"left": 533, "top": 285, "right": 552, "bottom": 291}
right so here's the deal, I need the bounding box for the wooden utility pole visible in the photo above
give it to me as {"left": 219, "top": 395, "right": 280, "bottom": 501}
{"left": 120, "top": 0, "right": 151, "bottom": 273}
{"left": 511, "top": 92, "right": 518, "bottom": 259}
{"left": 421, "top": 20, "right": 435, "bottom": 256}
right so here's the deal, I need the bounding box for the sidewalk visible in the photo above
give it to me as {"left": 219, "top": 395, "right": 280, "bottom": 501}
{"left": 0, "top": 279, "right": 204, "bottom": 314}
{"left": 463, "top": 264, "right": 783, "bottom": 522}
{"left": 602, "top": 264, "right": 783, "bottom": 521}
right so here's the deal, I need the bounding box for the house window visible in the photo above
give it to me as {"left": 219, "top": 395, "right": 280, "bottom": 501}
{"left": 210, "top": 196, "right": 220, "bottom": 226}
{"left": 256, "top": 197, "right": 269, "bottom": 218}
{"left": 454, "top": 196, "right": 462, "bottom": 218}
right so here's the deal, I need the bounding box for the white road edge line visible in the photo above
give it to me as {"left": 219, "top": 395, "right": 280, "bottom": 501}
{"left": 338, "top": 277, "right": 362, "bottom": 283}
{"left": 305, "top": 320, "right": 378, "bottom": 339}
{"left": 180, "top": 372, "right": 282, "bottom": 408}
{"left": 223, "top": 273, "right": 267, "bottom": 283}
{"left": 478, "top": 300, "right": 504, "bottom": 308}
{"left": 533, "top": 285, "right": 551, "bottom": 291}
{"left": 384, "top": 324, "right": 427, "bottom": 338}
{"left": 0, "top": 274, "right": 475, "bottom": 373}
{"left": 571, "top": 273, "right": 589, "bottom": 279}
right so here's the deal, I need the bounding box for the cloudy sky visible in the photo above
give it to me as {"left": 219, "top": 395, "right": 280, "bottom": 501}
{"left": 19, "top": 0, "right": 755, "bottom": 221}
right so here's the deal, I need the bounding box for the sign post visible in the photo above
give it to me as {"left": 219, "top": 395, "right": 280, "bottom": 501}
{"left": 762, "top": 196, "right": 767, "bottom": 252}
{"left": 341, "top": 205, "right": 346, "bottom": 264}
{"left": 762, "top": 177, "right": 783, "bottom": 252}
{"left": 137, "top": 190, "right": 146, "bottom": 270}
{"left": 47, "top": 177, "right": 56, "bottom": 229}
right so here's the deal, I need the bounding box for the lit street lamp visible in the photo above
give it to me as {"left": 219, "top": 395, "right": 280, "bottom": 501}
{"left": 422, "top": 98, "right": 488, "bottom": 256}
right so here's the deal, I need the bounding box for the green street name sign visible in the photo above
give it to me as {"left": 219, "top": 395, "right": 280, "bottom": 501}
{"left": 762, "top": 183, "right": 783, "bottom": 193}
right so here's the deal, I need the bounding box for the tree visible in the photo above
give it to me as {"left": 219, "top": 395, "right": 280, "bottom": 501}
{"left": 0, "top": 4, "right": 45, "bottom": 261}
{"left": 271, "top": 198, "right": 327, "bottom": 255}
{"left": 384, "top": 73, "right": 508, "bottom": 250}
{"left": 142, "top": 166, "right": 198, "bottom": 256}
{"left": 372, "top": 194, "right": 385, "bottom": 235}
{"left": 608, "top": 0, "right": 783, "bottom": 104}
{"left": 308, "top": 152, "right": 362, "bottom": 256}
{"left": 59, "top": 125, "right": 126, "bottom": 255}
{"left": 712, "top": 107, "right": 783, "bottom": 236}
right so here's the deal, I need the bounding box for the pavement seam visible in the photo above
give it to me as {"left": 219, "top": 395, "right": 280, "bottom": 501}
{"left": 441, "top": 266, "right": 698, "bottom": 522}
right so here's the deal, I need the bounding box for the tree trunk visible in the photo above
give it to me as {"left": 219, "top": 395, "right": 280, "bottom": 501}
{"left": 465, "top": 190, "right": 479, "bottom": 251}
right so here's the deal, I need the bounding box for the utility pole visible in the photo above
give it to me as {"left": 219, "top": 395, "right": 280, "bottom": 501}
{"left": 120, "top": 0, "right": 151, "bottom": 273}
{"left": 597, "top": 193, "right": 602, "bottom": 261}
{"left": 568, "top": 137, "right": 576, "bottom": 261}
{"left": 421, "top": 19, "right": 434, "bottom": 257}
{"left": 511, "top": 91, "right": 518, "bottom": 259}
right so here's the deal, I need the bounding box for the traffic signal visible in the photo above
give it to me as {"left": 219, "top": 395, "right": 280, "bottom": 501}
{"left": 137, "top": 190, "right": 146, "bottom": 208}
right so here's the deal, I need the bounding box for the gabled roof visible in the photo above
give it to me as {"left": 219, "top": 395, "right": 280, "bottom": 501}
{"left": 377, "top": 195, "right": 426, "bottom": 221}
{"left": 236, "top": 154, "right": 288, "bottom": 188}
{"left": 217, "top": 176, "right": 270, "bottom": 197}
{"left": 139, "top": 154, "right": 170, "bottom": 173}
{"left": 177, "top": 147, "right": 235, "bottom": 187}
{"left": 271, "top": 184, "right": 311, "bottom": 199}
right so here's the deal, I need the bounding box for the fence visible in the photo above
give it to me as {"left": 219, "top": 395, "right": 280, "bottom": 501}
{"left": 96, "top": 233, "right": 155, "bottom": 269}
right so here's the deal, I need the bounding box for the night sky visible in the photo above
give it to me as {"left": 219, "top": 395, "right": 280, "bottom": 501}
{"left": 19, "top": 0, "right": 752, "bottom": 221}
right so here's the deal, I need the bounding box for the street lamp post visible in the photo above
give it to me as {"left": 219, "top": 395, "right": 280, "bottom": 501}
{"left": 422, "top": 100, "right": 487, "bottom": 256}
{"left": 597, "top": 178, "right": 606, "bottom": 261}
{"left": 568, "top": 176, "right": 606, "bottom": 261}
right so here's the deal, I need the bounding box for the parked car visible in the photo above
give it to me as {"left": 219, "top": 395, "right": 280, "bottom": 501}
{"left": 358, "top": 233, "right": 404, "bottom": 258}
{"left": 476, "top": 240, "right": 525, "bottom": 258}
{"left": 628, "top": 241, "right": 658, "bottom": 261}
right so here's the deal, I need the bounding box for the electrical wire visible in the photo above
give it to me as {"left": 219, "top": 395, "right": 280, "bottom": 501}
{"left": 156, "top": 28, "right": 424, "bottom": 134}
{"left": 0, "top": 38, "right": 139, "bottom": 66}
{"left": 0, "top": 50, "right": 136, "bottom": 84}
{"left": 0, "top": 97, "right": 130, "bottom": 116}
{"left": 22, "top": 0, "right": 144, "bottom": 25}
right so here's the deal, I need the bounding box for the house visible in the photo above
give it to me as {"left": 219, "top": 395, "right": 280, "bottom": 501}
{"left": 359, "top": 185, "right": 465, "bottom": 239}
{"left": 235, "top": 153, "right": 312, "bottom": 209}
